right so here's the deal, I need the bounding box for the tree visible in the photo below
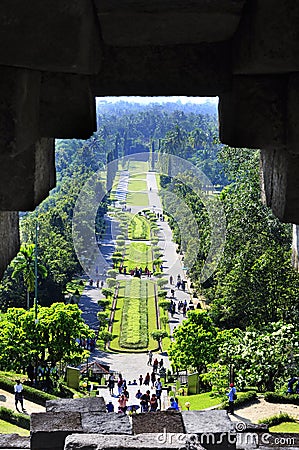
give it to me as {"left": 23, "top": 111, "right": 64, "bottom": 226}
{"left": 11, "top": 244, "right": 47, "bottom": 310}
{"left": 151, "top": 329, "right": 168, "bottom": 347}
{"left": 220, "top": 322, "right": 299, "bottom": 392}
{"left": 0, "top": 304, "right": 94, "bottom": 371}
{"left": 169, "top": 310, "right": 218, "bottom": 373}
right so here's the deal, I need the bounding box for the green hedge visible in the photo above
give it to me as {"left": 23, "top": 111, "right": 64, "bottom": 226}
{"left": 0, "top": 374, "right": 57, "bottom": 406}
{"left": 220, "top": 391, "right": 257, "bottom": 410}
{"left": 264, "top": 392, "right": 299, "bottom": 405}
{"left": 0, "top": 407, "right": 30, "bottom": 430}
{"left": 258, "top": 412, "right": 296, "bottom": 427}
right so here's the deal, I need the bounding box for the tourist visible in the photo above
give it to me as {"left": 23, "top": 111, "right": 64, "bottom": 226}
{"left": 150, "top": 393, "right": 158, "bottom": 412}
{"left": 140, "top": 390, "right": 151, "bottom": 412}
{"left": 118, "top": 394, "right": 128, "bottom": 413}
{"left": 154, "top": 377, "right": 162, "bottom": 408}
{"left": 117, "top": 374, "right": 123, "bottom": 396}
{"left": 226, "top": 383, "right": 237, "bottom": 414}
{"left": 108, "top": 374, "right": 115, "bottom": 395}
{"left": 147, "top": 350, "right": 153, "bottom": 366}
{"left": 14, "top": 380, "right": 25, "bottom": 412}
{"left": 135, "top": 389, "right": 142, "bottom": 400}
{"left": 106, "top": 401, "right": 114, "bottom": 412}
{"left": 144, "top": 372, "right": 150, "bottom": 386}
{"left": 159, "top": 359, "right": 164, "bottom": 369}
{"left": 168, "top": 397, "right": 179, "bottom": 411}
{"left": 139, "top": 374, "right": 143, "bottom": 386}
{"left": 169, "top": 275, "right": 173, "bottom": 285}
{"left": 151, "top": 370, "right": 156, "bottom": 388}
{"left": 153, "top": 358, "right": 158, "bottom": 373}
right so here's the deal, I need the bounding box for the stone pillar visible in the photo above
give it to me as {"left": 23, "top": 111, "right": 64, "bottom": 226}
{"left": 0, "top": 212, "right": 19, "bottom": 279}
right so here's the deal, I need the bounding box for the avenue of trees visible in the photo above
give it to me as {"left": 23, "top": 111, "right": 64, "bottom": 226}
{"left": 0, "top": 98, "right": 297, "bottom": 392}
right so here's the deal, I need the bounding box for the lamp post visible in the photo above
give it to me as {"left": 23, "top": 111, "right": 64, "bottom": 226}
{"left": 34, "top": 221, "right": 39, "bottom": 324}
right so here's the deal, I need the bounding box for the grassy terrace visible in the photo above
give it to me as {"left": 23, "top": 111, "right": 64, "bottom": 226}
{"left": 128, "top": 214, "right": 151, "bottom": 240}
{"left": 109, "top": 279, "right": 157, "bottom": 352}
{"left": 125, "top": 242, "right": 153, "bottom": 271}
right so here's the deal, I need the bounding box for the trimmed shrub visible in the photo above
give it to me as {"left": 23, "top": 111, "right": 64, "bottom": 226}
{"left": 107, "top": 269, "right": 118, "bottom": 279}
{"left": 106, "top": 278, "right": 117, "bottom": 288}
{"left": 157, "top": 278, "right": 168, "bottom": 288}
{"left": 258, "top": 412, "right": 296, "bottom": 427}
{"left": 264, "top": 392, "right": 299, "bottom": 405}
{"left": 0, "top": 407, "right": 30, "bottom": 430}
{"left": 220, "top": 391, "right": 257, "bottom": 410}
{"left": 101, "top": 289, "right": 114, "bottom": 299}
{"left": 0, "top": 374, "right": 56, "bottom": 406}
{"left": 157, "top": 290, "right": 167, "bottom": 299}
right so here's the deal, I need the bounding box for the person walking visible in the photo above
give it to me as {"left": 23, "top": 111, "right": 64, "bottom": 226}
{"left": 147, "top": 350, "right": 153, "bottom": 366}
{"left": 14, "top": 380, "right": 25, "bottom": 412}
{"left": 139, "top": 374, "right": 143, "bottom": 386}
{"left": 226, "top": 383, "right": 237, "bottom": 414}
{"left": 108, "top": 374, "right": 115, "bottom": 396}
{"left": 154, "top": 377, "right": 163, "bottom": 409}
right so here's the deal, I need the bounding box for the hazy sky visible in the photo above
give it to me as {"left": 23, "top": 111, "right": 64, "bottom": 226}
{"left": 96, "top": 96, "right": 218, "bottom": 105}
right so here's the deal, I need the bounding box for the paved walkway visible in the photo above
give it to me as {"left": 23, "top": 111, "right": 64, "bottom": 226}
{"left": 79, "top": 168, "right": 191, "bottom": 410}
{"left": 146, "top": 172, "right": 191, "bottom": 338}
{"left": 0, "top": 388, "right": 45, "bottom": 415}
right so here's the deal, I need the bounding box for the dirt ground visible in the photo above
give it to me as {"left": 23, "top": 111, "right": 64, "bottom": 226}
{"left": 230, "top": 397, "right": 299, "bottom": 424}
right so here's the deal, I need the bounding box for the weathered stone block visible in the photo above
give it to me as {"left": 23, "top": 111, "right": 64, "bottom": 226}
{"left": 132, "top": 411, "right": 184, "bottom": 435}
{"left": 40, "top": 73, "right": 96, "bottom": 139}
{"left": 0, "top": 433, "right": 29, "bottom": 448}
{"left": 95, "top": 0, "right": 246, "bottom": 46}
{"left": 64, "top": 433, "right": 206, "bottom": 450}
{"left": 261, "top": 148, "right": 299, "bottom": 224}
{"left": 93, "top": 42, "right": 231, "bottom": 96}
{"left": 46, "top": 397, "right": 106, "bottom": 414}
{"left": 219, "top": 75, "right": 286, "bottom": 149}
{"left": 233, "top": 0, "right": 299, "bottom": 74}
{"left": 31, "top": 412, "right": 83, "bottom": 450}
{"left": 287, "top": 74, "right": 299, "bottom": 155}
{"left": 0, "top": 212, "right": 19, "bottom": 279}
{"left": 0, "top": 0, "right": 102, "bottom": 74}
{"left": 81, "top": 412, "right": 132, "bottom": 435}
{"left": 182, "top": 410, "right": 236, "bottom": 450}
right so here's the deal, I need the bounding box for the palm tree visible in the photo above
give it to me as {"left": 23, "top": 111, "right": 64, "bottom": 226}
{"left": 11, "top": 243, "right": 47, "bottom": 309}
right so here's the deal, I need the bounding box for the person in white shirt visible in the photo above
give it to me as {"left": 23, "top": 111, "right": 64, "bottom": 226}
{"left": 14, "top": 380, "right": 25, "bottom": 412}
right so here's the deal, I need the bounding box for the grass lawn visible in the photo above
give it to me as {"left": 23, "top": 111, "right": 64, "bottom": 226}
{"left": 0, "top": 419, "right": 29, "bottom": 436}
{"left": 128, "top": 160, "right": 149, "bottom": 174}
{"left": 128, "top": 214, "right": 151, "bottom": 240}
{"left": 109, "top": 279, "right": 158, "bottom": 352}
{"left": 125, "top": 242, "right": 153, "bottom": 271}
{"left": 176, "top": 392, "right": 224, "bottom": 411}
{"left": 270, "top": 422, "right": 299, "bottom": 433}
{"left": 126, "top": 191, "right": 149, "bottom": 207}
{"left": 127, "top": 178, "right": 148, "bottom": 192}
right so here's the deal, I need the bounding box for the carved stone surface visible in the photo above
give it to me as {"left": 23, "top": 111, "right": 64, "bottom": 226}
{"left": 0, "top": 433, "right": 30, "bottom": 448}
{"left": 0, "top": 211, "right": 19, "bottom": 279}
{"left": 40, "top": 73, "right": 96, "bottom": 139}
{"left": 132, "top": 411, "right": 184, "bottom": 435}
{"left": 64, "top": 433, "right": 206, "bottom": 450}
{"left": 46, "top": 397, "right": 106, "bottom": 414}
{"left": 0, "top": 0, "right": 102, "bottom": 74}
{"left": 94, "top": 0, "right": 246, "bottom": 46}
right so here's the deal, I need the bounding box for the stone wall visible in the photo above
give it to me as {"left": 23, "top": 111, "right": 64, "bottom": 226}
{"left": 1, "top": 1, "right": 299, "bottom": 275}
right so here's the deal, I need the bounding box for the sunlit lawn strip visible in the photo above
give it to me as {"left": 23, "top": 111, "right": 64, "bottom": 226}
{"left": 128, "top": 160, "right": 149, "bottom": 174}
{"left": 127, "top": 178, "right": 148, "bottom": 192}
{"left": 128, "top": 214, "right": 151, "bottom": 240}
{"left": 177, "top": 393, "right": 223, "bottom": 410}
{"left": 0, "top": 419, "right": 29, "bottom": 436}
{"left": 110, "top": 279, "right": 158, "bottom": 352}
{"left": 125, "top": 242, "right": 153, "bottom": 271}
{"left": 119, "top": 278, "right": 148, "bottom": 349}
{"left": 126, "top": 192, "right": 149, "bottom": 207}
